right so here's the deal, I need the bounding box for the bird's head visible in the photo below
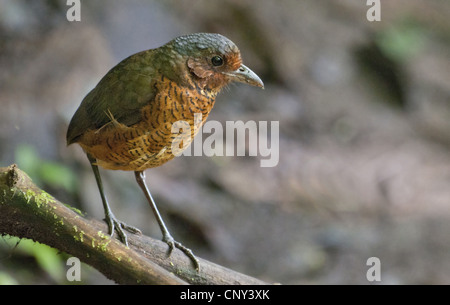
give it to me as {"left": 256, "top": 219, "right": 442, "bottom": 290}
{"left": 162, "top": 33, "right": 264, "bottom": 93}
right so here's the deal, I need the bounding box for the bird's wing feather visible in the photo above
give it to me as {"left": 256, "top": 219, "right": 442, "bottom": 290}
{"left": 66, "top": 50, "right": 157, "bottom": 144}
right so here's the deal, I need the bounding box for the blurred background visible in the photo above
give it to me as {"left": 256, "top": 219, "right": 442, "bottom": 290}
{"left": 0, "top": 0, "right": 449, "bottom": 284}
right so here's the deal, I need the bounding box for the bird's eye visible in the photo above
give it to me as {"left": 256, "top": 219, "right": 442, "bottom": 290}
{"left": 211, "top": 55, "right": 224, "bottom": 67}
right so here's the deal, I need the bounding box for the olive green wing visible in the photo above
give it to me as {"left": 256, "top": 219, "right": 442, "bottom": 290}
{"left": 66, "top": 50, "right": 158, "bottom": 145}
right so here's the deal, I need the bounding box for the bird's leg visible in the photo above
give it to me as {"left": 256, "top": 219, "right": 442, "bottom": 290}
{"left": 134, "top": 170, "right": 200, "bottom": 271}
{"left": 87, "top": 154, "right": 141, "bottom": 246}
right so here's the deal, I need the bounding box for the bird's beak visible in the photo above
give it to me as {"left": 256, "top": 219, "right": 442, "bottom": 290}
{"left": 225, "top": 64, "right": 264, "bottom": 89}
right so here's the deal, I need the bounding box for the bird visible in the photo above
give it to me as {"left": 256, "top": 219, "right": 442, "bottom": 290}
{"left": 66, "top": 33, "right": 264, "bottom": 270}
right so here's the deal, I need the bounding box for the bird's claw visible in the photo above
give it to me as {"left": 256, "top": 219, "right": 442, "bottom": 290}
{"left": 105, "top": 211, "right": 142, "bottom": 246}
{"left": 164, "top": 235, "right": 199, "bottom": 271}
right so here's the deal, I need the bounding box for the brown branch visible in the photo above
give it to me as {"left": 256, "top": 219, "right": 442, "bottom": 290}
{"left": 0, "top": 164, "right": 267, "bottom": 285}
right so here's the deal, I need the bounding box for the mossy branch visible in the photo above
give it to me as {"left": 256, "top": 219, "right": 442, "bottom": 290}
{"left": 0, "top": 164, "right": 267, "bottom": 285}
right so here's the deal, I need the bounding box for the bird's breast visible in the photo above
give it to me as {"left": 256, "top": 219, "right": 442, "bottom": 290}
{"left": 80, "top": 77, "right": 217, "bottom": 171}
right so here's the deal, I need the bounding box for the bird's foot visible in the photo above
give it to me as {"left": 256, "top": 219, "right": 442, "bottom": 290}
{"left": 163, "top": 234, "right": 200, "bottom": 271}
{"left": 104, "top": 211, "right": 142, "bottom": 246}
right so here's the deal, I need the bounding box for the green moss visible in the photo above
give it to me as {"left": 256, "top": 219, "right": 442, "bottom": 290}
{"left": 94, "top": 231, "right": 111, "bottom": 252}
{"left": 36, "top": 191, "right": 55, "bottom": 205}
{"left": 54, "top": 214, "right": 64, "bottom": 226}
{"left": 63, "top": 203, "right": 84, "bottom": 216}
{"left": 73, "top": 227, "right": 85, "bottom": 243}
{"left": 0, "top": 189, "right": 8, "bottom": 205}
{"left": 22, "top": 189, "right": 55, "bottom": 208}
{"left": 24, "top": 189, "right": 35, "bottom": 204}
{"left": 20, "top": 189, "right": 67, "bottom": 232}
{"left": 79, "top": 230, "right": 85, "bottom": 243}
{"left": 97, "top": 231, "right": 109, "bottom": 239}
{"left": 101, "top": 242, "right": 111, "bottom": 252}
{"left": 35, "top": 191, "right": 54, "bottom": 207}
